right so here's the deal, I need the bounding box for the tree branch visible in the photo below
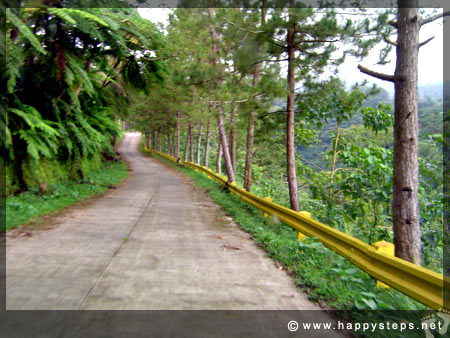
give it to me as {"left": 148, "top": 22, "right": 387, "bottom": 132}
{"left": 357, "top": 64, "right": 395, "bottom": 82}
{"left": 223, "top": 17, "right": 264, "bottom": 34}
{"left": 259, "top": 110, "right": 287, "bottom": 119}
{"left": 269, "top": 39, "right": 286, "bottom": 49}
{"left": 388, "top": 20, "right": 397, "bottom": 28}
{"left": 189, "top": 58, "right": 287, "bottom": 87}
{"left": 383, "top": 36, "right": 397, "bottom": 46}
{"left": 420, "top": 11, "right": 450, "bottom": 26}
{"left": 418, "top": 36, "right": 435, "bottom": 48}
{"left": 296, "top": 39, "right": 339, "bottom": 45}
{"left": 102, "top": 59, "right": 121, "bottom": 87}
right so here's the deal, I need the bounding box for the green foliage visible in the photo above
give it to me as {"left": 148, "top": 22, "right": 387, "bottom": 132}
{"left": 148, "top": 149, "right": 428, "bottom": 336}
{"left": 6, "top": 153, "right": 100, "bottom": 194}
{"left": 5, "top": 7, "right": 165, "bottom": 192}
{"left": 361, "top": 103, "right": 393, "bottom": 133}
{"left": 134, "top": 7, "right": 441, "bottom": 275}
{"left": 7, "top": 105, "right": 60, "bottom": 160}
{"left": 5, "top": 160, "right": 128, "bottom": 230}
{"left": 5, "top": 9, "right": 46, "bottom": 55}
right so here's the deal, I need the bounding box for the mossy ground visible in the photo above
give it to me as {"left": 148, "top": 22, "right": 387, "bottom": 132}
{"left": 5, "top": 160, "right": 128, "bottom": 231}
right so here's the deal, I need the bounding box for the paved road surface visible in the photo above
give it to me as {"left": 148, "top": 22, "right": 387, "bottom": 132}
{"left": 5, "top": 132, "right": 344, "bottom": 336}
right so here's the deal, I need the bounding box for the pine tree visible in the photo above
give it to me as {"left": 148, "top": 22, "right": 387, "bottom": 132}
{"left": 357, "top": 2, "right": 449, "bottom": 265}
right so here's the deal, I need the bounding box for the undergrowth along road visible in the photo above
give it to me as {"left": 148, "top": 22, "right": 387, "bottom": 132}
{"left": 5, "top": 160, "right": 128, "bottom": 231}
{"left": 143, "top": 146, "right": 429, "bottom": 338}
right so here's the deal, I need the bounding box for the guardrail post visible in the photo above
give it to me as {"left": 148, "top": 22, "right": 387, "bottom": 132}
{"left": 297, "top": 211, "right": 311, "bottom": 241}
{"left": 263, "top": 197, "right": 272, "bottom": 217}
{"left": 372, "top": 240, "right": 395, "bottom": 289}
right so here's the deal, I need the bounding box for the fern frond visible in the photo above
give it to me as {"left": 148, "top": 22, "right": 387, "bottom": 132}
{"left": 5, "top": 35, "right": 23, "bottom": 93}
{"left": 63, "top": 9, "right": 109, "bottom": 27}
{"left": 66, "top": 54, "right": 95, "bottom": 97}
{"left": 47, "top": 8, "right": 77, "bottom": 25}
{"left": 6, "top": 9, "right": 46, "bottom": 55}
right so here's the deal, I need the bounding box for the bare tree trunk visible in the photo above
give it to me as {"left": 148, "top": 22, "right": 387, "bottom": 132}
{"left": 196, "top": 121, "right": 203, "bottom": 164}
{"left": 190, "top": 125, "right": 194, "bottom": 163}
{"left": 207, "top": 7, "right": 236, "bottom": 183}
{"left": 175, "top": 112, "right": 180, "bottom": 159}
{"left": 171, "top": 130, "right": 175, "bottom": 156}
{"left": 111, "top": 135, "right": 117, "bottom": 149}
{"left": 244, "top": 65, "right": 259, "bottom": 192}
{"left": 329, "top": 119, "right": 341, "bottom": 199}
{"left": 152, "top": 131, "right": 156, "bottom": 151}
{"left": 229, "top": 103, "right": 237, "bottom": 173}
{"left": 184, "top": 122, "right": 191, "bottom": 162}
{"left": 392, "top": 5, "right": 421, "bottom": 265}
{"left": 11, "top": 134, "right": 28, "bottom": 193}
{"left": 204, "top": 103, "right": 212, "bottom": 168}
{"left": 355, "top": 0, "right": 443, "bottom": 264}
{"left": 217, "top": 105, "right": 235, "bottom": 182}
{"left": 167, "top": 132, "right": 171, "bottom": 155}
{"left": 285, "top": 10, "right": 300, "bottom": 212}
{"left": 145, "top": 133, "right": 150, "bottom": 149}
{"left": 244, "top": 5, "right": 265, "bottom": 192}
{"left": 217, "top": 140, "right": 223, "bottom": 176}
{"left": 158, "top": 128, "right": 162, "bottom": 152}
{"left": 195, "top": 104, "right": 204, "bottom": 164}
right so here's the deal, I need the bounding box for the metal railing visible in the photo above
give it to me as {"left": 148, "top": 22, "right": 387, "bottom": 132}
{"left": 148, "top": 149, "right": 448, "bottom": 312}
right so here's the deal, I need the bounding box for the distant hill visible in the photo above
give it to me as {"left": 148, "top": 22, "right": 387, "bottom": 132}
{"left": 297, "top": 81, "right": 443, "bottom": 169}
{"left": 364, "top": 82, "right": 443, "bottom": 102}
{"left": 418, "top": 83, "right": 443, "bottom": 101}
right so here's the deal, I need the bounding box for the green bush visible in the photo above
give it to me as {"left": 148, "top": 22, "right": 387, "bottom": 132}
{"left": 5, "top": 159, "right": 128, "bottom": 231}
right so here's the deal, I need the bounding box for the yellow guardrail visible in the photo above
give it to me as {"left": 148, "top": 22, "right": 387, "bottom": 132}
{"left": 148, "top": 149, "right": 448, "bottom": 311}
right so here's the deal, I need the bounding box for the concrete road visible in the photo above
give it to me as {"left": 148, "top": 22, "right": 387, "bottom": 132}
{"left": 5, "top": 132, "right": 345, "bottom": 335}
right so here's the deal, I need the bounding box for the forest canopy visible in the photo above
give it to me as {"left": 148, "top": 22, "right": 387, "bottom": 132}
{"left": 127, "top": 6, "right": 443, "bottom": 271}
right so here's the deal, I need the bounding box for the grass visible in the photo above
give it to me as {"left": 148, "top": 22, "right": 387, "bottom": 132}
{"left": 142, "top": 147, "right": 432, "bottom": 338}
{"left": 5, "top": 160, "right": 128, "bottom": 231}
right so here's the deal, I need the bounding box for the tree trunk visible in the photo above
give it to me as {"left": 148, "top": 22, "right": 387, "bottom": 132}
{"left": 217, "top": 140, "right": 223, "bottom": 176}
{"left": 167, "top": 132, "right": 171, "bottom": 155}
{"left": 244, "top": 65, "right": 259, "bottom": 192}
{"left": 229, "top": 103, "right": 237, "bottom": 173}
{"left": 204, "top": 103, "right": 212, "bottom": 168}
{"left": 190, "top": 125, "right": 194, "bottom": 163}
{"left": 144, "top": 133, "right": 150, "bottom": 149}
{"left": 158, "top": 128, "right": 162, "bottom": 152}
{"left": 11, "top": 134, "right": 28, "bottom": 193}
{"left": 244, "top": 5, "right": 265, "bottom": 192}
{"left": 207, "top": 7, "right": 236, "bottom": 183}
{"left": 175, "top": 112, "right": 180, "bottom": 159}
{"left": 152, "top": 131, "right": 156, "bottom": 151}
{"left": 329, "top": 119, "right": 341, "bottom": 200}
{"left": 196, "top": 121, "right": 203, "bottom": 164}
{"left": 111, "top": 134, "right": 117, "bottom": 150}
{"left": 184, "top": 122, "right": 191, "bottom": 162}
{"left": 392, "top": 4, "right": 421, "bottom": 265}
{"left": 171, "top": 130, "right": 176, "bottom": 156}
{"left": 285, "top": 16, "right": 300, "bottom": 212}
{"left": 217, "top": 105, "right": 235, "bottom": 182}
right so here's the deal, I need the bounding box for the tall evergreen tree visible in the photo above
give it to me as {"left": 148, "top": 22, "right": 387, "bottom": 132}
{"left": 358, "top": 3, "right": 449, "bottom": 265}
